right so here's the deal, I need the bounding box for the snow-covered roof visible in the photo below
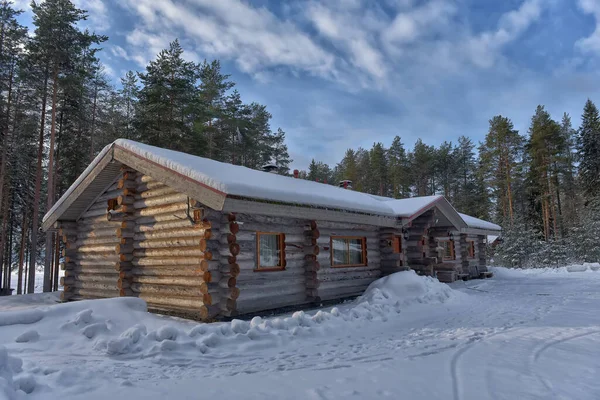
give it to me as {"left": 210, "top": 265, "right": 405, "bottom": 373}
{"left": 370, "top": 195, "right": 447, "bottom": 218}
{"left": 114, "top": 140, "right": 397, "bottom": 216}
{"left": 459, "top": 213, "right": 502, "bottom": 232}
{"left": 42, "top": 139, "right": 500, "bottom": 234}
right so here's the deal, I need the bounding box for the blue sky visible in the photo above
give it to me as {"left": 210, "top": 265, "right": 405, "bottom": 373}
{"left": 12, "top": 0, "right": 600, "bottom": 169}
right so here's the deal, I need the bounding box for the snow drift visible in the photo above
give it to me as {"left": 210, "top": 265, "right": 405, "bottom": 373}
{"left": 490, "top": 263, "right": 600, "bottom": 278}
{"left": 0, "top": 271, "right": 463, "bottom": 397}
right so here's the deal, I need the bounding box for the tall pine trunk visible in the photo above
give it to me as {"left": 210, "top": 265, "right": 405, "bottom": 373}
{"left": 16, "top": 211, "right": 28, "bottom": 295}
{"left": 28, "top": 67, "right": 49, "bottom": 294}
{"left": 43, "top": 64, "right": 59, "bottom": 292}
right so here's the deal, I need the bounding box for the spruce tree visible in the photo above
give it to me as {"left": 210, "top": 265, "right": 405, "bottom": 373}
{"left": 578, "top": 99, "right": 600, "bottom": 202}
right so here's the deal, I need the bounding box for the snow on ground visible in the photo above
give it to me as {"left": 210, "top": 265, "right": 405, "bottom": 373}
{"left": 1, "top": 268, "right": 600, "bottom": 399}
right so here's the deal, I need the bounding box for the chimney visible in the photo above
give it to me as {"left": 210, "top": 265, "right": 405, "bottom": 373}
{"left": 339, "top": 180, "right": 353, "bottom": 190}
{"left": 262, "top": 163, "right": 278, "bottom": 174}
{"left": 293, "top": 169, "right": 299, "bottom": 178}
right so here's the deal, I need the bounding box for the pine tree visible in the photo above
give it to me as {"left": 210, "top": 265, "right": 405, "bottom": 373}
{"left": 435, "top": 141, "right": 455, "bottom": 200}
{"left": 410, "top": 139, "right": 434, "bottom": 196}
{"left": 119, "top": 71, "right": 139, "bottom": 140}
{"left": 479, "top": 115, "right": 523, "bottom": 225}
{"left": 578, "top": 99, "right": 600, "bottom": 202}
{"left": 369, "top": 142, "right": 388, "bottom": 196}
{"left": 388, "top": 136, "right": 410, "bottom": 198}
{"left": 558, "top": 113, "right": 578, "bottom": 229}
{"left": 269, "top": 128, "right": 292, "bottom": 175}
{"left": 527, "top": 105, "right": 565, "bottom": 240}
{"left": 452, "top": 136, "right": 477, "bottom": 212}
{"left": 136, "top": 40, "right": 199, "bottom": 151}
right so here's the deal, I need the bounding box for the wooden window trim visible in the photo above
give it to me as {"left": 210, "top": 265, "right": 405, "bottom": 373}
{"left": 392, "top": 235, "right": 402, "bottom": 254}
{"left": 330, "top": 236, "right": 367, "bottom": 268}
{"left": 255, "top": 232, "right": 286, "bottom": 272}
{"left": 441, "top": 239, "right": 455, "bottom": 261}
{"left": 467, "top": 240, "right": 476, "bottom": 259}
{"left": 107, "top": 198, "right": 118, "bottom": 211}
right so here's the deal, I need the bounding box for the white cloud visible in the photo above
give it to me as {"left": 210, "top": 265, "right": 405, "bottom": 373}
{"left": 576, "top": 0, "right": 600, "bottom": 53}
{"left": 463, "top": 0, "right": 545, "bottom": 68}
{"left": 118, "top": 0, "right": 335, "bottom": 79}
{"left": 383, "top": 0, "right": 457, "bottom": 45}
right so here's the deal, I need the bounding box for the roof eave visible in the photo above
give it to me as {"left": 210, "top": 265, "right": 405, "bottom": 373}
{"left": 41, "top": 145, "right": 116, "bottom": 232}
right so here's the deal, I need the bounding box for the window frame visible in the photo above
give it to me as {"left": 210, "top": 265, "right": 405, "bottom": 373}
{"left": 467, "top": 240, "right": 476, "bottom": 259}
{"left": 392, "top": 235, "right": 402, "bottom": 254}
{"left": 107, "top": 198, "right": 118, "bottom": 211}
{"left": 255, "top": 231, "right": 286, "bottom": 272}
{"left": 330, "top": 236, "right": 367, "bottom": 268}
{"left": 440, "top": 239, "right": 455, "bottom": 261}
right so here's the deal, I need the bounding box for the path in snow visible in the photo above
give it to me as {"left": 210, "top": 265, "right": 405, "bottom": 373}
{"left": 1, "top": 267, "right": 599, "bottom": 400}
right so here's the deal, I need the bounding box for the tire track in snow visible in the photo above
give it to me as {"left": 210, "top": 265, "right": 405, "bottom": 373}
{"left": 529, "top": 329, "right": 600, "bottom": 397}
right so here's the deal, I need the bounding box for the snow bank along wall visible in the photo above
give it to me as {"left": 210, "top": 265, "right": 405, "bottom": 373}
{"left": 49, "top": 140, "right": 498, "bottom": 321}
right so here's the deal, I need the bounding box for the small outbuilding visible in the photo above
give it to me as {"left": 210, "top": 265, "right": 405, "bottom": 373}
{"left": 43, "top": 140, "right": 501, "bottom": 320}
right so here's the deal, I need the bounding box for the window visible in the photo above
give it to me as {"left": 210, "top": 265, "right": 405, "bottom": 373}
{"left": 467, "top": 241, "right": 476, "bottom": 259}
{"left": 256, "top": 232, "right": 285, "bottom": 271}
{"left": 440, "top": 240, "right": 455, "bottom": 260}
{"left": 392, "top": 236, "right": 402, "bottom": 253}
{"left": 331, "top": 236, "right": 366, "bottom": 267}
{"left": 107, "top": 198, "right": 118, "bottom": 211}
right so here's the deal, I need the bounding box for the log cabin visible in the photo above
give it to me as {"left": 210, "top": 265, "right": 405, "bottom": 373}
{"left": 42, "top": 139, "right": 501, "bottom": 320}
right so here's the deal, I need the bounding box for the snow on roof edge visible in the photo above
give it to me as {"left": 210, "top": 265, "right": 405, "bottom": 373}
{"left": 459, "top": 213, "right": 501, "bottom": 232}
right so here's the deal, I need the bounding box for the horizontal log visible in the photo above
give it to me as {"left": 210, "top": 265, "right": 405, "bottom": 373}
{"left": 132, "top": 247, "right": 208, "bottom": 258}
{"left": 219, "top": 263, "right": 240, "bottom": 278}
{"left": 63, "top": 270, "right": 118, "bottom": 280}
{"left": 235, "top": 293, "right": 308, "bottom": 315}
{"left": 72, "top": 236, "right": 122, "bottom": 248}
{"left": 135, "top": 202, "right": 189, "bottom": 217}
{"left": 132, "top": 275, "right": 206, "bottom": 287}
{"left": 135, "top": 219, "right": 202, "bottom": 232}
{"left": 67, "top": 288, "right": 120, "bottom": 299}
{"left": 134, "top": 193, "right": 189, "bottom": 209}
{"left": 117, "top": 179, "right": 136, "bottom": 190}
{"left": 220, "top": 287, "right": 240, "bottom": 300}
{"left": 236, "top": 223, "right": 303, "bottom": 235}
{"left": 138, "top": 293, "right": 209, "bottom": 310}
{"left": 236, "top": 285, "right": 305, "bottom": 302}
{"left": 80, "top": 206, "right": 109, "bottom": 220}
{"left": 131, "top": 282, "right": 208, "bottom": 297}
{"left": 136, "top": 210, "right": 190, "bottom": 225}
{"left": 130, "top": 266, "right": 208, "bottom": 278}
{"left": 134, "top": 237, "right": 207, "bottom": 250}
{"left": 131, "top": 257, "right": 209, "bottom": 267}
{"left": 135, "top": 185, "right": 178, "bottom": 200}
{"left": 67, "top": 280, "right": 119, "bottom": 291}
{"left": 133, "top": 226, "right": 210, "bottom": 241}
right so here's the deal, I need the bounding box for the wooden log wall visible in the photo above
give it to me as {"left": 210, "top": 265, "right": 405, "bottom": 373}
{"left": 203, "top": 211, "right": 240, "bottom": 318}
{"left": 130, "top": 173, "right": 213, "bottom": 320}
{"left": 477, "top": 235, "right": 488, "bottom": 274}
{"left": 458, "top": 233, "right": 480, "bottom": 279}
{"left": 60, "top": 169, "right": 133, "bottom": 301}
{"left": 232, "top": 214, "right": 309, "bottom": 315}
{"left": 378, "top": 227, "right": 406, "bottom": 275}
{"left": 312, "top": 222, "right": 382, "bottom": 302}
{"left": 404, "top": 210, "right": 436, "bottom": 276}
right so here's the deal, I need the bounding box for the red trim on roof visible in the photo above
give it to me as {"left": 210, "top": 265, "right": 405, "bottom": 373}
{"left": 114, "top": 144, "right": 227, "bottom": 197}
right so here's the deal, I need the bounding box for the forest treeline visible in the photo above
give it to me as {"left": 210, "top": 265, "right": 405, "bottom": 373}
{"left": 1, "top": 0, "right": 600, "bottom": 294}
{"left": 0, "top": 0, "right": 291, "bottom": 293}
{"left": 299, "top": 103, "right": 600, "bottom": 268}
